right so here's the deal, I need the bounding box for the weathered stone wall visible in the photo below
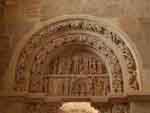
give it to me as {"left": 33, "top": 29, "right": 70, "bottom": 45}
{"left": 0, "top": 0, "right": 11, "bottom": 90}
{"left": 4, "top": 0, "right": 150, "bottom": 45}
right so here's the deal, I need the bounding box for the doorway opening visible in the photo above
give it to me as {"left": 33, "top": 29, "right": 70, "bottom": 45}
{"left": 60, "top": 102, "right": 98, "bottom": 113}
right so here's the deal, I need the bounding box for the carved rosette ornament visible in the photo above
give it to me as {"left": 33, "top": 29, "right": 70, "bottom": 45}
{"left": 13, "top": 16, "right": 141, "bottom": 95}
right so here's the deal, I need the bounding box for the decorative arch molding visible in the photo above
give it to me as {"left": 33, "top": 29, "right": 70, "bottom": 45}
{"left": 7, "top": 15, "right": 142, "bottom": 95}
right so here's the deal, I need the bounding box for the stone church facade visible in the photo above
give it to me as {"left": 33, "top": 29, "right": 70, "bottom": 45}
{"left": 0, "top": 0, "right": 150, "bottom": 113}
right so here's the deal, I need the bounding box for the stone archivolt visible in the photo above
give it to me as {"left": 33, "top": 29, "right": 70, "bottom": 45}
{"left": 13, "top": 17, "right": 141, "bottom": 96}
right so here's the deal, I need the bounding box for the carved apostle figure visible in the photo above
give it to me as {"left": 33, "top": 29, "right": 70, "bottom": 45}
{"left": 72, "top": 55, "right": 80, "bottom": 74}
{"left": 79, "top": 55, "right": 89, "bottom": 74}
{"left": 58, "top": 57, "right": 67, "bottom": 74}
{"left": 52, "top": 57, "right": 59, "bottom": 74}
{"left": 88, "top": 57, "right": 97, "bottom": 74}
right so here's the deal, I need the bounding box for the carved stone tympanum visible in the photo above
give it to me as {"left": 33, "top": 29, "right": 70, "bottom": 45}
{"left": 10, "top": 15, "right": 141, "bottom": 96}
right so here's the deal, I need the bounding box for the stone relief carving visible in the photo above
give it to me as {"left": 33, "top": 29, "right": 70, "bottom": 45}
{"left": 28, "top": 34, "right": 123, "bottom": 94}
{"left": 46, "top": 76, "right": 110, "bottom": 96}
{"left": 15, "top": 34, "right": 123, "bottom": 94}
{"left": 29, "top": 75, "right": 44, "bottom": 92}
{"left": 49, "top": 54, "right": 106, "bottom": 74}
{"left": 14, "top": 18, "right": 140, "bottom": 94}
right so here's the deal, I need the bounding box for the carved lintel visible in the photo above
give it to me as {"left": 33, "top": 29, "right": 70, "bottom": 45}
{"left": 92, "top": 102, "right": 129, "bottom": 113}
{"left": 26, "top": 102, "right": 62, "bottom": 113}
